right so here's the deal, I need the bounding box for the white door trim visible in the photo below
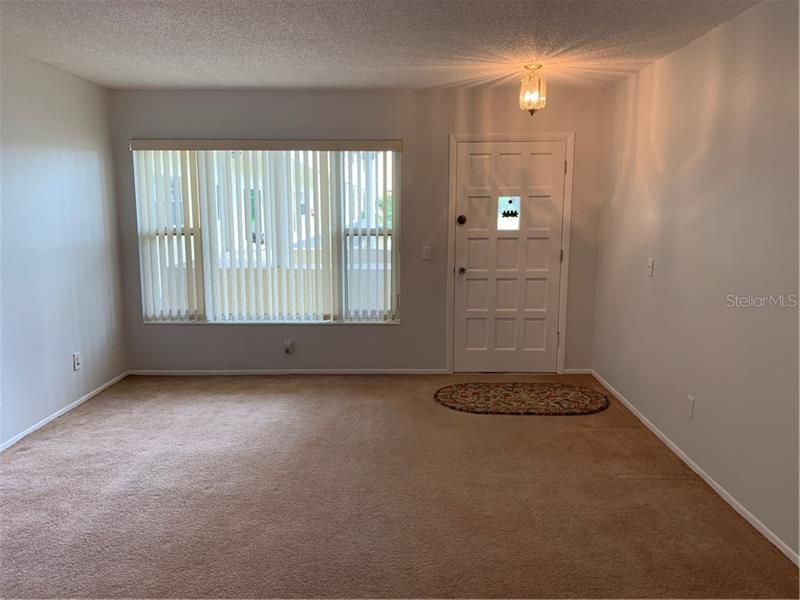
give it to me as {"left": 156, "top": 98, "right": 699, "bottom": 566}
{"left": 446, "top": 133, "right": 575, "bottom": 373}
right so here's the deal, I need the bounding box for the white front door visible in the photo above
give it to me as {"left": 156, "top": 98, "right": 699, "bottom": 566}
{"left": 454, "top": 141, "right": 567, "bottom": 372}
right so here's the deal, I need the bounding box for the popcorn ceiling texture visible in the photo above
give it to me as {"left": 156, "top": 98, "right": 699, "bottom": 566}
{"left": 0, "top": 0, "right": 757, "bottom": 89}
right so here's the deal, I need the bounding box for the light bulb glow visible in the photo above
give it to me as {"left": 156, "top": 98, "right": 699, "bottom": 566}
{"left": 519, "top": 66, "right": 546, "bottom": 115}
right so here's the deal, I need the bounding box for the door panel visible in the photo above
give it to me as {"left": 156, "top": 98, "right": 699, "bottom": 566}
{"left": 454, "top": 141, "right": 566, "bottom": 372}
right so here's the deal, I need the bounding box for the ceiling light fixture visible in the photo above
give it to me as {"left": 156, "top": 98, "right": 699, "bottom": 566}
{"left": 519, "top": 64, "right": 546, "bottom": 116}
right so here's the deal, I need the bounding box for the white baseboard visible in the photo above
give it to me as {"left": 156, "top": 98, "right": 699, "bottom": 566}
{"left": 127, "top": 368, "right": 450, "bottom": 376}
{"left": 591, "top": 369, "right": 799, "bottom": 566}
{"left": 562, "top": 368, "right": 593, "bottom": 374}
{"left": 0, "top": 371, "right": 129, "bottom": 452}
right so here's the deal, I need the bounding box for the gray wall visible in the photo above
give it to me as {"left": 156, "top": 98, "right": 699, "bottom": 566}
{"left": 1, "top": 50, "right": 126, "bottom": 445}
{"left": 593, "top": 0, "right": 799, "bottom": 553}
{"left": 110, "top": 85, "right": 609, "bottom": 371}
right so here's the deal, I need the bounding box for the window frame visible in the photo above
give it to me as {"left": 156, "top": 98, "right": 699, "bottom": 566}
{"left": 131, "top": 140, "right": 401, "bottom": 325}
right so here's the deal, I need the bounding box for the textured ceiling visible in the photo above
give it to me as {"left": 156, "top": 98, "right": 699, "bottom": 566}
{"left": 0, "top": 0, "right": 758, "bottom": 89}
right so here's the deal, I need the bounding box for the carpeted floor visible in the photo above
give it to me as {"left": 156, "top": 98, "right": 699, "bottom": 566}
{"left": 1, "top": 373, "right": 797, "bottom": 599}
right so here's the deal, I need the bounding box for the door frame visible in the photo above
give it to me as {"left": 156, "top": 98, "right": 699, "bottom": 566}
{"left": 446, "top": 133, "right": 576, "bottom": 373}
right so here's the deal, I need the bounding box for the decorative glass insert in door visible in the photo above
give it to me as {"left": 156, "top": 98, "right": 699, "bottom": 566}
{"left": 497, "top": 195, "right": 520, "bottom": 230}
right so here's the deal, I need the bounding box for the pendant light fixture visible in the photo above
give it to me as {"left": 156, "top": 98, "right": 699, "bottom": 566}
{"left": 519, "top": 64, "right": 546, "bottom": 115}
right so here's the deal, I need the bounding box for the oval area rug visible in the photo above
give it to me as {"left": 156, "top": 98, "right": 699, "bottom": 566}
{"left": 434, "top": 382, "right": 609, "bottom": 415}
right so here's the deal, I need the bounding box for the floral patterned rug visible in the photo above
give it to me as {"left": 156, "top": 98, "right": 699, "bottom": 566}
{"left": 434, "top": 382, "right": 609, "bottom": 415}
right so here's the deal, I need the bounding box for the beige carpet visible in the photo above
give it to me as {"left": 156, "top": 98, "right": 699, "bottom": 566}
{"left": 1, "top": 373, "right": 796, "bottom": 599}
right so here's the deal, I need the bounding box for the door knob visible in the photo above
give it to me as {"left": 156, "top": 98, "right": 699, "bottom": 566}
{"left": 457, "top": 215, "right": 467, "bottom": 225}
{"left": 458, "top": 267, "right": 466, "bottom": 274}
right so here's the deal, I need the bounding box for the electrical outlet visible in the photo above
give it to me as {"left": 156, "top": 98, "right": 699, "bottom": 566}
{"left": 72, "top": 352, "right": 81, "bottom": 372}
{"left": 283, "top": 339, "right": 294, "bottom": 355}
{"left": 687, "top": 394, "right": 695, "bottom": 419}
{"left": 647, "top": 257, "right": 655, "bottom": 278}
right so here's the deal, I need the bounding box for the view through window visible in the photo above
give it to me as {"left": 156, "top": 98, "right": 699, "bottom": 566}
{"left": 132, "top": 145, "right": 400, "bottom": 322}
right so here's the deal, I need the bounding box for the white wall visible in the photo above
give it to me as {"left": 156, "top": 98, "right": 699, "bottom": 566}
{"left": 110, "top": 85, "right": 609, "bottom": 371}
{"left": 593, "top": 0, "right": 798, "bottom": 554}
{"left": 1, "top": 0, "right": 796, "bottom": 563}
{"left": 1, "top": 50, "right": 126, "bottom": 445}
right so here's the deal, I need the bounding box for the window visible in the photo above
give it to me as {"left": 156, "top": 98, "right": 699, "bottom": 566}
{"left": 497, "top": 195, "right": 520, "bottom": 230}
{"left": 132, "top": 143, "right": 400, "bottom": 323}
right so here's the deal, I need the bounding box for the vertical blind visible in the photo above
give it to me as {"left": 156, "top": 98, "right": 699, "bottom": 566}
{"left": 133, "top": 145, "right": 399, "bottom": 323}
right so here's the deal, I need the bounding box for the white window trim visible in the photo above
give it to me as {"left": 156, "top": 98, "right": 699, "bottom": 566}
{"left": 130, "top": 139, "right": 402, "bottom": 152}
{"left": 132, "top": 141, "right": 402, "bottom": 325}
